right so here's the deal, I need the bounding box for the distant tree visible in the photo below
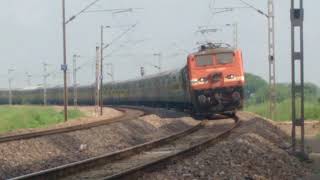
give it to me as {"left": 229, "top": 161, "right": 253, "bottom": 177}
{"left": 275, "top": 84, "right": 290, "bottom": 103}
{"left": 304, "top": 83, "right": 319, "bottom": 101}
{"left": 244, "top": 73, "right": 320, "bottom": 105}
{"left": 244, "top": 73, "right": 268, "bottom": 100}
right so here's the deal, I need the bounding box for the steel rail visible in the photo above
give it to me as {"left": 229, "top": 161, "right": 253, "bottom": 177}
{"left": 10, "top": 121, "right": 204, "bottom": 180}
{"left": 105, "top": 116, "right": 240, "bottom": 180}
{"left": 0, "top": 108, "right": 143, "bottom": 144}
{"left": 10, "top": 114, "right": 239, "bottom": 180}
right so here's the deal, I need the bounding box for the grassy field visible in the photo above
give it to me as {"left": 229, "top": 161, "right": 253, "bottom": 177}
{"left": 0, "top": 106, "right": 85, "bottom": 133}
{"left": 245, "top": 100, "right": 320, "bottom": 121}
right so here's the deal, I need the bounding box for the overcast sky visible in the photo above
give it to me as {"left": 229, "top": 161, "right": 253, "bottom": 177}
{"left": 0, "top": 0, "right": 319, "bottom": 89}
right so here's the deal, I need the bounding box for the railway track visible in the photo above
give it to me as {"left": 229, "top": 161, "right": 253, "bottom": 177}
{"left": 0, "top": 108, "right": 144, "bottom": 143}
{"left": 11, "top": 114, "right": 240, "bottom": 180}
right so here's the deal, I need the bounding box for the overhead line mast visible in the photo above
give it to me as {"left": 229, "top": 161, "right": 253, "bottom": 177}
{"left": 61, "top": 0, "right": 109, "bottom": 121}
{"left": 8, "top": 69, "right": 14, "bottom": 105}
{"left": 291, "top": 0, "right": 305, "bottom": 156}
{"left": 268, "top": 0, "right": 276, "bottom": 120}
{"left": 43, "top": 63, "right": 49, "bottom": 106}
{"left": 73, "top": 54, "right": 81, "bottom": 107}
{"left": 236, "top": 0, "right": 277, "bottom": 120}
{"left": 26, "top": 72, "right": 32, "bottom": 87}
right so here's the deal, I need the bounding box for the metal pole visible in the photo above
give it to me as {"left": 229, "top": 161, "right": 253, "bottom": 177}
{"left": 299, "top": 0, "right": 305, "bottom": 156}
{"left": 158, "top": 53, "right": 162, "bottom": 73}
{"left": 140, "top": 67, "right": 145, "bottom": 77}
{"left": 8, "top": 69, "right": 13, "bottom": 105}
{"left": 111, "top": 64, "right": 114, "bottom": 82}
{"left": 153, "top": 53, "right": 162, "bottom": 72}
{"left": 26, "top": 72, "right": 31, "bottom": 87}
{"left": 237, "top": 0, "right": 277, "bottom": 120}
{"left": 95, "top": 46, "right": 100, "bottom": 113}
{"left": 291, "top": 0, "right": 296, "bottom": 153}
{"left": 233, "top": 22, "right": 238, "bottom": 48}
{"left": 73, "top": 54, "right": 78, "bottom": 106}
{"left": 100, "top": 26, "right": 104, "bottom": 116}
{"left": 268, "top": 0, "right": 276, "bottom": 120}
{"left": 8, "top": 78, "right": 12, "bottom": 105}
{"left": 291, "top": 0, "right": 305, "bottom": 155}
{"left": 62, "top": 0, "right": 68, "bottom": 121}
{"left": 43, "top": 63, "right": 48, "bottom": 106}
{"left": 106, "top": 63, "right": 114, "bottom": 82}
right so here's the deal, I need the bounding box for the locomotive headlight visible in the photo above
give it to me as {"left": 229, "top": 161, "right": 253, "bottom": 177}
{"left": 190, "top": 77, "right": 208, "bottom": 85}
{"left": 226, "top": 74, "right": 236, "bottom": 80}
{"left": 198, "top": 77, "right": 208, "bottom": 83}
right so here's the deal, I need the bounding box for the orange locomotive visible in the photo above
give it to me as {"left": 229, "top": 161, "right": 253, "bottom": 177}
{"left": 187, "top": 43, "right": 245, "bottom": 115}
{"left": 105, "top": 43, "right": 245, "bottom": 116}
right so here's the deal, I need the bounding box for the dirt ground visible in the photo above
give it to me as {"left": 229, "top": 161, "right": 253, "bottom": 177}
{"left": 243, "top": 111, "right": 320, "bottom": 179}
{"left": 276, "top": 121, "right": 320, "bottom": 179}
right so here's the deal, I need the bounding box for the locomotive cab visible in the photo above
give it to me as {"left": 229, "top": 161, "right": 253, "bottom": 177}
{"left": 187, "top": 46, "right": 245, "bottom": 114}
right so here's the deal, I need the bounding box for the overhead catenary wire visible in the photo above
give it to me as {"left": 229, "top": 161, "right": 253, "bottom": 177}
{"left": 84, "top": 8, "right": 143, "bottom": 14}
{"left": 103, "top": 23, "right": 138, "bottom": 50}
{"left": 65, "top": 0, "right": 105, "bottom": 24}
{"left": 238, "top": 0, "right": 268, "bottom": 18}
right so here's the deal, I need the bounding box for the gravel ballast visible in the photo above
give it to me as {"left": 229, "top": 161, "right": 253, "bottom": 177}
{"left": 140, "top": 113, "right": 310, "bottom": 180}
{"left": 0, "top": 109, "right": 197, "bottom": 179}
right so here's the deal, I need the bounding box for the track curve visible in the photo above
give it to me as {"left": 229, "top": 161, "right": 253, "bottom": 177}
{"left": 10, "top": 113, "right": 240, "bottom": 180}
{"left": 0, "top": 108, "right": 144, "bottom": 143}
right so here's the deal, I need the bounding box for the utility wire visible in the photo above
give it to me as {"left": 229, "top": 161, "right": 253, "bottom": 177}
{"left": 84, "top": 8, "right": 143, "bottom": 13}
{"left": 238, "top": 0, "right": 268, "bottom": 18}
{"left": 66, "top": 0, "right": 104, "bottom": 24}
{"left": 103, "top": 23, "right": 138, "bottom": 49}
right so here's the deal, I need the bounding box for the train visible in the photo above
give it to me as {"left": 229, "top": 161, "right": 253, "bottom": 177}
{"left": 0, "top": 43, "right": 245, "bottom": 116}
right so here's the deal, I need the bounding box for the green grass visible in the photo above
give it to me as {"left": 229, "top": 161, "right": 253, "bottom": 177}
{"left": 0, "top": 106, "right": 85, "bottom": 133}
{"left": 245, "top": 99, "right": 320, "bottom": 121}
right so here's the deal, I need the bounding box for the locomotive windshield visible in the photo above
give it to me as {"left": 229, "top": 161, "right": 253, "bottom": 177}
{"left": 216, "top": 53, "right": 234, "bottom": 64}
{"left": 196, "top": 55, "right": 213, "bottom": 66}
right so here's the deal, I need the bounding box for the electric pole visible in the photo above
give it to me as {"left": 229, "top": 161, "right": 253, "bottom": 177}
{"left": 60, "top": 0, "right": 118, "bottom": 120}
{"left": 153, "top": 53, "right": 162, "bottom": 73}
{"left": 99, "top": 25, "right": 111, "bottom": 116}
{"left": 73, "top": 54, "right": 80, "bottom": 106}
{"left": 237, "top": 0, "right": 277, "bottom": 120}
{"left": 95, "top": 46, "right": 100, "bottom": 114}
{"left": 106, "top": 63, "right": 114, "bottom": 82}
{"left": 291, "top": 0, "right": 305, "bottom": 156}
{"left": 67, "top": 70, "right": 71, "bottom": 88}
{"left": 43, "top": 63, "right": 49, "bottom": 106}
{"left": 140, "top": 67, "right": 145, "bottom": 77}
{"left": 268, "top": 0, "right": 276, "bottom": 121}
{"left": 233, "top": 23, "right": 238, "bottom": 48}
{"left": 8, "top": 69, "right": 14, "bottom": 105}
{"left": 226, "top": 23, "right": 238, "bottom": 48}
{"left": 100, "top": 26, "right": 104, "bottom": 116}
{"left": 62, "top": 0, "right": 68, "bottom": 121}
{"left": 26, "top": 72, "right": 32, "bottom": 87}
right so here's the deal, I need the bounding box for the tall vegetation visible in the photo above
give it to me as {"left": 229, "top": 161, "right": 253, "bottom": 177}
{"left": 0, "top": 106, "right": 84, "bottom": 133}
{"left": 244, "top": 73, "right": 320, "bottom": 121}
